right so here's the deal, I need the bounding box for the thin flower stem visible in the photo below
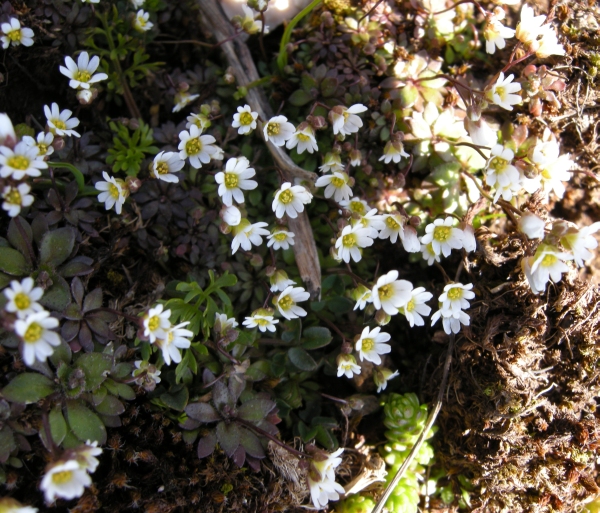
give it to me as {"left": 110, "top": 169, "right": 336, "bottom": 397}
{"left": 358, "top": 0, "right": 385, "bottom": 22}
{"left": 415, "top": 74, "right": 484, "bottom": 97}
{"left": 236, "top": 418, "right": 308, "bottom": 459}
{"left": 461, "top": 170, "right": 494, "bottom": 203}
{"left": 316, "top": 313, "right": 348, "bottom": 342}
{"left": 501, "top": 49, "right": 535, "bottom": 74}
{"left": 430, "top": 0, "right": 481, "bottom": 15}
{"left": 48, "top": 168, "right": 66, "bottom": 212}
{"left": 450, "top": 141, "right": 491, "bottom": 160}
{"left": 320, "top": 392, "right": 348, "bottom": 405}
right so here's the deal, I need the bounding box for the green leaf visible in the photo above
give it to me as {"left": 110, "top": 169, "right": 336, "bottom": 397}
{"left": 320, "top": 77, "right": 338, "bottom": 97}
{"left": 160, "top": 386, "right": 189, "bottom": 411}
{"left": 289, "top": 90, "right": 312, "bottom": 107}
{"left": 41, "top": 405, "right": 67, "bottom": 449}
{"left": 75, "top": 353, "right": 112, "bottom": 391}
{"left": 213, "top": 272, "right": 237, "bottom": 289}
{"left": 50, "top": 338, "right": 72, "bottom": 367}
{"left": 185, "top": 402, "right": 220, "bottom": 423}
{"left": 239, "top": 427, "right": 265, "bottom": 459}
{"left": 216, "top": 421, "right": 241, "bottom": 457}
{"left": 39, "top": 227, "right": 76, "bottom": 267}
{"left": 0, "top": 247, "right": 29, "bottom": 276}
{"left": 7, "top": 217, "right": 33, "bottom": 265}
{"left": 115, "top": 383, "right": 136, "bottom": 401}
{"left": 287, "top": 347, "right": 318, "bottom": 371}
{"left": 0, "top": 426, "right": 16, "bottom": 463}
{"left": 2, "top": 373, "right": 55, "bottom": 404}
{"left": 65, "top": 400, "right": 107, "bottom": 444}
{"left": 327, "top": 296, "right": 353, "bottom": 314}
{"left": 39, "top": 274, "right": 71, "bottom": 311}
{"left": 237, "top": 399, "right": 276, "bottom": 422}
{"left": 94, "top": 395, "right": 125, "bottom": 416}
{"left": 301, "top": 327, "right": 332, "bottom": 350}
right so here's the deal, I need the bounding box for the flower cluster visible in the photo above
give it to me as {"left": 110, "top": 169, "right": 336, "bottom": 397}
{"left": 142, "top": 303, "right": 193, "bottom": 365}
{"left": 307, "top": 448, "right": 345, "bottom": 509}
{"left": 431, "top": 283, "right": 475, "bottom": 335}
{"left": 59, "top": 52, "right": 108, "bottom": 104}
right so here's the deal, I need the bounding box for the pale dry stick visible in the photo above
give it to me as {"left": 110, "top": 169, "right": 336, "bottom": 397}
{"left": 197, "top": 0, "right": 322, "bottom": 298}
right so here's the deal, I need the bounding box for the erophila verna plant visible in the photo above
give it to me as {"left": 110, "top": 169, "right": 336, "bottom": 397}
{"left": 0, "top": 0, "right": 599, "bottom": 511}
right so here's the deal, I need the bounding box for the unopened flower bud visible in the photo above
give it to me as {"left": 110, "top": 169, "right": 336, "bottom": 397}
{"left": 308, "top": 115, "right": 327, "bottom": 130}
{"left": 519, "top": 212, "right": 546, "bottom": 239}
{"left": 349, "top": 149, "right": 362, "bottom": 167}
{"left": 128, "top": 118, "right": 140, "bottom": 130}
{"left": 221, "top": 205, "right": 242, "bottom": 227}
{"left": 125, "top": 176, "right": 142, "bottom": 194}
{"left": 76, "top": 89, "right": 94, "bottom": 105}
{"left": 250, "top": 253, "right": 263, "bottom": 267}
{"left": 52, "top": 136, "right": 66, "bottom": 152}
{"left": 179, "top": 82, "right": 190, "bottom": 92}
{"left": 409, "top": 215, "right": 421, "bottom": 227}
{"left": 375, "top": 309, "right": 391, "bottom": 326}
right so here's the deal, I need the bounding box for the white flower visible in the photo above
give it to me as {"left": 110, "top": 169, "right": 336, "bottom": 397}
{"left": 379, "top": 140, "right": 409, "bottom": 164}
{"left": 95, "top": 171, "right": 128, "bottom": 215}
{"left": 308, "top": 448, "right": 345, "bottom": 509}
{"left": 267, "top": 229, "right": 295, "bottom": 250}
{"left": 519, "top": 212, "right": 546, "bottom": 240}
{"left": 130, "top": 0, "right": 145, "bottom": 7}
{"left": 355, "top": 209, "right": 385, "bottom": 239}
{"left": 534, "top": 26, "right": 565, "bottom": 58}
{"left": 44, "top": 103, "right": 81, "bottom": 138}
{"left": 239, "top": 5, "right": 268, "bottom": 34}
{"left": 352, "top": 285, "right": 372, "bottom": 311}
{"left": 221, "top": 205, "right": 242, "bottom": 227}
{"left": 274, "top": 285, "right": 310, "bottom": 320}
{"left": 231, "top": 219, "right": 269, "bottom": 254}
{"left": 371, "top": 270, "right": 412, "bottom": 316}
{"left": 178, "top": 125, "right": 219, "bottom": 168}
{"left": 516, "top": 4, "right": 547, "bottom": 45}
{"left": 421, "top": 242, "right": 440, "bottom": 266}
{"left": 286, "top": 125, "right": 318, "bottom": 154}
{"left": 349, "top": 149, "right": 362, "bottom": 167}
{"left": 334, "top": 224, "right": 374, "bottom": 263}
{"left": 40, "top": 459, "right": 91, "bottom": 503}
{"left": 155, "top": 321, "right": 193, "bottom": 365}
{"left": 215, "top": 313, "right": 239, "bottom": 334}
{"left": 172, "top": 91, "right": 200, "bottom": 113}
{"left": 0, "top": 113, "right": 17, "bottom": 147}
{"left": 483, "top": 9, "right": 515, "bottom": 54}
{"left": 438, "top": 282, "right": 475, "bottom": 317}
{"left": 134, "top": 10, "right": 153, "bottom": 32}
{"left": 431, "top": 308, "right": 471, "bottom": 335}
{"left": 133, "top": 360, "right": 161, "bottom": 389}
{"left": 460, "top": 224, "right": 477, "bottom": 253}
{"left": 76, "top": 89, "right": 94, "bottom": 105}
{"left": 485, "top": 144, "right": 521, "bottom": 202}
{"left": 319, "top": 153, "right": 344, "bottom": 174}
{"left": 485, "top": 72, "right": 521, "bottom": 111}
{"left": 420, "top": 218, "right": 464, "bottom": 258}
{"left": 151, "top": 151, "right": 185, "bottom": 183}
{"left": 330, "top": 104, "right": 367, "bottom": 136}
{"left": 355, "top": 326, "right": 391, "bottom": 365}
{"left": 1, "top": 18, "right": 34, "bottom": 49}
{"left": 14, "top": 311, "right": 60, "bottom": 366}
{"left": 143, "top": 303, "right": 171, "bottom": 343}
{"left": 3, "top": 277, "right": 44, "bottom": 318}
{"left": 269, "top": 269, "right": 296, "bottom": 292}
{"left": 76, "top": 441, "right": 102, "bottom": 474}
{"left": 315, "top": 171, "right": 352, "bottom": 203}
{"left": 186, "top": 112, "right": 210, "bottom": 132}
{"left": 214, "top": 157, "right": 258, "bottom": 206}
{"left": 2, "top": 183, "right": 35, "bottom": 217}
{"left": 272, "top": 182, "right": 312, "bottom": 219}
{"left": 263, "top": 115, "right": 295, "bottom": 147}
{"left": 379, "top": 214, "right": 407, "bottom": 244}
{"left": 59, "top": 52, "right": 108, "bottom": 90}
{"left": 232, "top": 104, "right": 258, "bottom": 135}
{"left": 560, "top": 222, "right": 600, "bottom": 268}
{"left": 22, "top": 132, "right": 54, "bottom": 158}
{"left": 0, "top": 497, "right": 38, "bottom": 512}
{"left": 243, "top": 309, "right": 279, "bottom": 332}
{"left": 337, "top": 354, "right": 361, "bottom": 378}
{"left": 522, "top": 244, "right": 572, "bottom": 294}
{"left": 0, "top": 141, "right": 48, "bottom": 180}
{"left": 374, "top": 368, "right": 399, "bottom": 393}
{"left": 339, "top": 197, "right": 369, "bottom": 216}
{"left": 399, "top": 287, "right": 433, "bottom": 327}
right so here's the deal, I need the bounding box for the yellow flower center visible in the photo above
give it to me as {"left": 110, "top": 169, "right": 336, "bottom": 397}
{"left": 224, "top": 172, "right": 239, "bottom": 189}
{"left": 256, "top": 317, "right": 270, "bottom": 326}
{"left": 273, "top": 232, "right": 287, "bottom": 241}
{"left": 350, "top": 201, "right": 365, "bottom": 215}
{"left": 490, "top": 157, "right": 508, "bottom": 172}
{"left": 495, "top": 86, "right": 506, "bottom": 98}
{"left": 541, "top": 254, "right": 557, "bottom": 267}
{"left": 405, "top": 299, "right": 415, "bottom": 312}
{"left": 51, "top": 470, "right": 73, "bottom": 485}
{"left": 108, "top": 183, "right": 120, "bottom": 199}
{"left": 53, "top": 119, "right": 67, "bottom": 130}
{"left": 267, "top": 123, "right": 280, "bottom": 136}
{"left": 279, "top": 189, "right": 293, "bottom": 204}
{"left": 541, "top": 169, "right": 552, "bottom": 180}
{"left": 7, "top": 30, "right": 21, "bottom": 42}
{"left": 167, "top": 331, "right": 174, "bottom": 344}
{"left": 75, "top": 70, "right": 92, "bottom": 82}
{"left": 446, "top": 287, "right": 462, "bottom": 300}
{"left": 4, "top": 188, "right": 21, "bottom": 205}
{"left": 239, "top": 112, "right": 254, "bottom": 125}
{"left": 24, "top": 322, "right": 43, "bottom": 343}
{"left": 297, "top": 133, "right": 311, "bottom": 142}
{"left": 330, "top": 176, "right": 345, "bottom": 188}
{"left": 37, "top": 143, "right": 48, "bottom": 155}
{"left": 14, "top": 293, "right": 31, "bottom": 310}
{"left": 385, "top": 216, "right": 400, "bottom": 230}
{"left": 278, "top": 295, "right": 293, "bottom": 310}
{"left": 361, "top": 338, "right": 374, "bottom": 351}
{"left": 156, "top": 162, "right": 169, "bottom": 175}
{"left": 378, "top": 284, "right": 393, "bottom": 300}
{"left": 433, "top": 225, "right": 451, "bottom": 242}
{"left": 147, "top": 316, "right": 160, "bottom": 332}
{"left": 342, "top": 233, "right": 357, "bottom": 247}
{"left": 185, "top": 138, "right": 202, "bottom": 156}
{"left": 137, "top": 16, "right": 147, "bottom": 28}
{"left": 7, "top": 155, "right": 30, "bottom": 170}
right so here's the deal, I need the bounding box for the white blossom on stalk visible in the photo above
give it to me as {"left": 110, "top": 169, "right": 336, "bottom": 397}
{"left": 2, "top": 183, "right": 35, "bottom": 217}
{"left": 267, "top": 229, "right": 295, "bottom": 250}
{"left": 155, "top": 321, "right": 193, "bottom": 365}
{"left": 351, "top": 284, "right": 372, "bottom": 311}
{"left": 420, "top": 242, "right": 440, "bottom": 266}
{"left": 143, "top": 304, "right": 171, "bottom": 343}
{"left": 438, "top": 283, "right": 475, "bottom": 317}
{"left": 1, "top": 18, "right": 34, "bottom": 49}
{"left": 374, "top": 368, "right": 400, "bottom": 393}
{"left": 40, "top": 459, "right": 91, "bottom": 503}
{"left": 178, "top": 125, "right": 219, "bottom": 168}
{"left": 186, "top": 112, "right": 210, "bottom": 132}
{"left": 485, "top": 72, "right": 522, "bottom": 111}
{"left": 214, "top": 156, "right": 258, "bottom": 206}
{"left": 330, "top": 104, "right": 367, "bottom": 136}
{"left": 221, "top": 205, "right": 241, "bottom": 227}
{"left": 133, "top": 360, "right": 161, "bottom": 390}
{"left": 95, "top": 171, "right": 128, "bottom": 215}
{"left": 151, "top": 151, "right": 185, "bottom": 183}
{"left": 319, "top": 153, "right": 343, "bottom": 173}
{"left": 232, "top": 104, "right": 258, "bottom": 135}
{"left": 398, "top": 287, "right": 433, "bottom": 327}
{"left": 379, "top": 214, "right": 407, "bottom": 244}
{"left": 75, "top": 441, "right": 102, "bottom": 474}
{"left": 335, "top": 224, "right": 374, "bottom": 263}
{"left": 3, "top": 277, "right": 44, "bottom": 318}
{"left": 172, "top": 92, "right": 200, "bottom": 113}
{"left": 337, "top": 354, "right": 361, "bottom": 379}
{"left": 307, "top": 448, "right": 345, "bottom": 509}
{"left": 214, "top": 313, "right": 239, "bottom": 334}
{"left": 485, "top": 144, "right": 521, "bottom": 202}
{"left": 134, "top": 10, "right": 153, "bottom": 32}
{"left": 274, "top": 285, "right": 310, "bottom": 320}
{"left": 431, "top": 308, "right": 470, "bottom": 335}
{"left": 263, "top": 115, "right": 295, "bottom": 147}
{"left": 515, "top": 4, "right": 546, "bottom": 46}
{"left": 272, "top": 182, "right": 312, "bottom": 219}
{"left": 356, "top": 209, "right": 385, "bottom": 239}
{"left": 559, "top": 222, "right": 600, "bottom": 267}
{"left": 269, "top": 269, "right": 296, "bottom": 292}
{"left": 379, "top": 139, "right": 409, "bottom": 164}
{"left": 534, "top": 26, "right": 565, "bottom": 58}
{"left": 483, "top": 8, "right": 515, "bottom": 54}
{"left": 0, "top": 113, "right": 17, "bottom": 148}
{"left": 0, "top": 141, "right": 48, "bottom": 180}
{"left": 519, "top": 212, "right": 546, "bottom": 240}
{"left": 44, "top": 103, "right": 81, "bottom": 138}
{"left": 230, "top": 219, "right": 269, "bottom": 254}
{"left": 22, "top": 132, "right": 54, "bottom": 158}
{"left": 355, "top": 326, "right": 391, "bottom": 365}
{"left": 243, "top": 309, "right": 279, "bottom": 333}
{"left": 315, "top": 171, "right": 352, "bottom": 203}
{"left": 349, "top": 149, "right": 362, "bottom": 167}
{"left": 339, "top": 197, "right": 368, "bottom": 216}
{"left": 286, "top": 125, "right": 318, "bottom": 154}
{"left": 14, "top": 311, "right": 61, "bottom": 366}
{"left": 239, "top": 5, "right": 268, "bottom": 34}
{"left": 530, "top": 140, "right": 573, "bottom": 198}
{"left": 420, "top": 218, "right": 465, "bottom": 258}
{"left": 131, "top": 0, "right": 145, "bottom": 7}
{"left": 522, "top": 244, "right": 572, "bottom": 294}
{"left": 59, "top": 52, "right": 108, "bottom": 90}
{"left": 371, "top": 270, "right": 412, "bottom": 316}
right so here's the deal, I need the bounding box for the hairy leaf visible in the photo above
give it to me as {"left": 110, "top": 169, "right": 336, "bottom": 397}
{"left": 239, "top": 427, "right": 265, "bottom": 459}
{"left": 288, "top": 347, "right": 318, "bottom": 371}
{"left": 216, "top": 421, "right": 241, "bottom": 457}
{"left": 196, "top": 431, "right": 217, "bottom": 459}
{"left": 39, "top": 227, "right": 76, "bottom": 268}
{"left": 2, "top": 373, "right": 55, "bottom": 404}
{"left": 185, "top": 402, "right": 221, "bottom": 423}
{"left": 301, "top": 327, "right": 332, "bottom": 350}
{"left": 65, "top": 400, "right": 107, "bottom": 444}
{"left": 0, "top": 247, "right": 29, "bottom": 276}
{"left": 237, "top": 399, "right": 276, "bottom": 423}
